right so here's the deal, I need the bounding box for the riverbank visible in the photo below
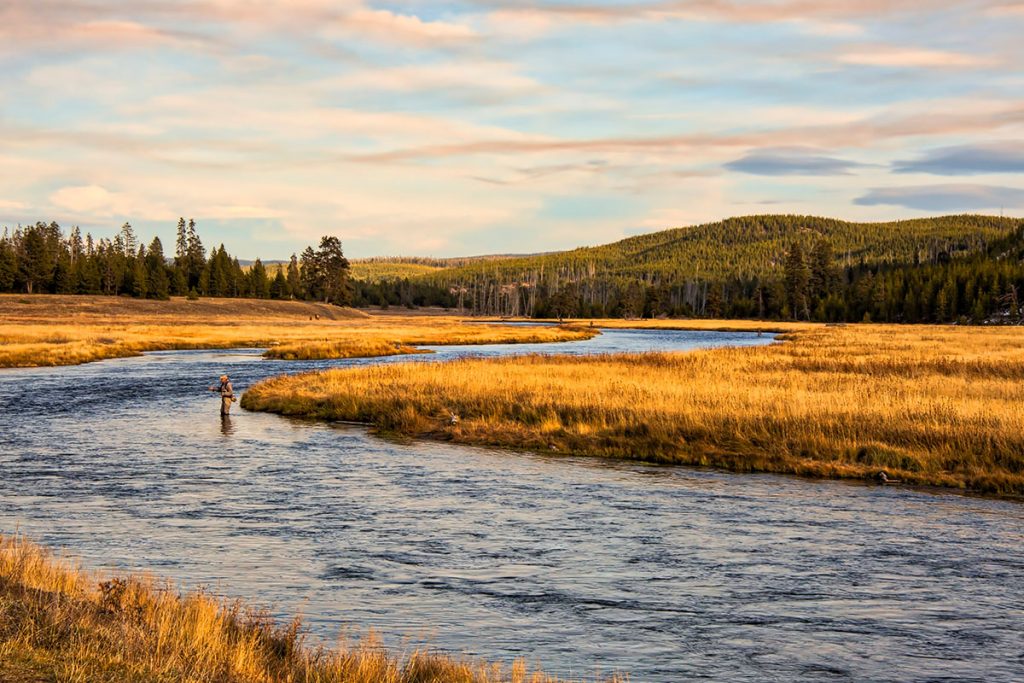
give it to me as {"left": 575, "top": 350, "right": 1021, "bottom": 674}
{"left": 0, "top": 534, "right": 616, "bottom": 683}
{"left": 243, "top": 324, "right": 1024, "bottom": 496}
{"left": 0, "top": 295, "right": 595, "bottom": 368}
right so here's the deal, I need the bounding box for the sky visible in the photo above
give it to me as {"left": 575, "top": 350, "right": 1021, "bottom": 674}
{"left": 1, "top": 1, "right": 1023, "bottom": 259}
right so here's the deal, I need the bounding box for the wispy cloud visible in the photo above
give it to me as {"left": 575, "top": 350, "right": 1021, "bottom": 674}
{"left": 324, "top": 61, "right": 542, "bottom": 99}
{"left": 855, "top": 184, "right": 1024, "bottom": 211}
{"left": 837, "top": 47, "right": 996, "bottom": 69}
{"left": 0, "top": 0, "right": 477, "bottom": 51}
{"left": 347, "top": 102, "right": 1024, "bottom": 164}
{"left": 893, "top": 142, "right": 1024, "bottom": 175}
{"left": 725, "top": 147, "right": 864, "bottom": 176}
{"left": 461, "top": 0, "right": 968, "bottom": 25}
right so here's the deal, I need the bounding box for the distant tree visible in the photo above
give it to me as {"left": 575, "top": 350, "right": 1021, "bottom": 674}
{"left": 249, "top": 258, "right": 270, "bottom": 298}
{"left": 809, "top": 238, "right": 838, "bottom": 304}
{"left": 120, "top": 222, "right": 137, "bottom": 256}
{"left": 299, "top": 246, "right": 318, "bottom": 301}
{"left": 286, "top": 254, "right": 301, "bottom": 299}
{"left": 0, "top": 234, "right": 16, "bottom": 291}
{"left": 784, "top": 241, "right": 811, "bottom": 320}
{"left": 549, "top": 286, "right": 578, "bottom": 320}
{"left": 309, "top": 236, "right": 352, "bottom": 306}
{"left": 53, "top": 249, "right": 74, "bottom": 294}
{"left": 173, "top": 217, "right": 189, "bottom": 295}
{"left": 270, "top": 268, "right": 289, "bottom": 299}
{"left": 185, "top": 219, "right": 204, "bottom": 290}
{"left": 18, "top": 224, "right": 53, "bottom": 294}
{"left": 131, "top": 246, "right": 148, "bottom": 298}
{"left": 146, "top": 237, "right": 170, "bottom": 300}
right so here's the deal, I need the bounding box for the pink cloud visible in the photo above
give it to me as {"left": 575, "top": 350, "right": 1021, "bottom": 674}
{"left": 346, "top": 101, "right": 1024, "bottom": 164}
{"left": 838, "top": 47, "right": 997, "bottom": 69}
{"left": 0, "top": 0, "right": 476, "bottom": 51}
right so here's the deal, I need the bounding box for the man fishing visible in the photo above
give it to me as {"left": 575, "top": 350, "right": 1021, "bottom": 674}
{"left": 209, "top": 374, "right": 236, "bottom": 415}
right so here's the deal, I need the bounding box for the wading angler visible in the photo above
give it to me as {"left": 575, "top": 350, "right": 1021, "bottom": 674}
{"left": 210, "top": 374, "right": 237, "bottom": 415}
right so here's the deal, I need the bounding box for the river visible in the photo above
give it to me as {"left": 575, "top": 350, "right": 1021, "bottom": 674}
{"left": 1, "top": 328, "right": 1021, "bottom": 682}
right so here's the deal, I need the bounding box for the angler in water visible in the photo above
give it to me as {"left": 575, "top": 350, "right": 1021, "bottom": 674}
{"left": 210, "top": 374, "right": 237, "bottom": 415}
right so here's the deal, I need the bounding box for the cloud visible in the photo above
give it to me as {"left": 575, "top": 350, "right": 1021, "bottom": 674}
{"left": 893, "top": 142, "right": 1024, "bottom": 175}
{"left": 342, "top": 8, "right": 477, "bottom": 44}
{"left": 49, "top": 185, "right": 130, "bottom": 216}
{"left": 0, "top": 199, "right": 27, "bottom": 211}
{"left": 986, "top": 3, "right": 1024, "bottom": 16}
{"left": 855, "top": 184, "right": 1024, "bottom": 211}
{"left": 462, "top": 0, "right": 973, "bottom": 27}
{"left": 725, "top": 147, "right": 864, "bottom": 175}
{"left": 326, "top": 61, "right": 541, "bottom": 98}
{"left": 837, "top": 47, "right": 996, "bottom": 69}
{"left": 0, "top": 1, "right": 476, "bottom": 52}
{"left": 347, "top": 101, "right": 1024, "bottom": 164}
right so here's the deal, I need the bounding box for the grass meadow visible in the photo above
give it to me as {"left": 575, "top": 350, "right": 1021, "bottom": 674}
{"left": 0, "top": 295, "right": 594, "bottom": 368}
{"left": 243, "top": 324, "right": 1024, "bottom": 496}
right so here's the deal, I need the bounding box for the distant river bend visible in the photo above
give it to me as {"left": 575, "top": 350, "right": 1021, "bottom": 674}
{"left": 1, "top": 328, "right": 1021, "bottom": 682}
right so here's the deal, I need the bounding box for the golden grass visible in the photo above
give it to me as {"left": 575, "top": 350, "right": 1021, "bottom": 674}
{"left": 0, "top": 295, "right": 595, "bottom": 368}
{"left": 0, "top": 534, "right": 620, "bottom": 683}
{"left": 242, "top": 324, "right": 1024, "bottom": 496}
{"left": 562, "top": 318, "right": 818, "bottom": 333}
{"left": 349, "top": 261, "right": 445, "bottom": 280}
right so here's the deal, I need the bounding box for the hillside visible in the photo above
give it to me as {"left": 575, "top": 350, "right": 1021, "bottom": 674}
{"left": 416, "top": 215, "right": 1018, "bottom": 286}
{"left": 351, "top": 214, "right": 1024, "bottom": 320}
{"left": 350, "top": 253, "right": 548, "bottom": 281}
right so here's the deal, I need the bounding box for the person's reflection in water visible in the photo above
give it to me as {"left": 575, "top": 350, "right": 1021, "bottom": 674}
{"left": 220, "top": 414, "right": 235, "bottom": 437}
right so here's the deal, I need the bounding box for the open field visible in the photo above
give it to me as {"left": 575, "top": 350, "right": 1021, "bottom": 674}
{"left": 487, "top": 318, "right": 819, "bottom": 334}
{"left": 0, "top": 534, "right": 615, "bottom": 683}
{"left": 0, "top": 295, "right": 595, "bottom": 368}
{"left": 243, "top": 324, "right": 1024, "bottom": 496}
{"left": 349, "top": 261, "right": 446, "bottom": 280}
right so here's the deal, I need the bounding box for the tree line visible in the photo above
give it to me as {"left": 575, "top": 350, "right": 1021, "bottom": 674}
{"left": 6, "top": 213, "right": 1024, "bottom": 324}
{"left": 353, "top": 216, "right": 1024, "bottom": 324}
{"left": 0, "top": 219, "right": 353, "bottom": 305}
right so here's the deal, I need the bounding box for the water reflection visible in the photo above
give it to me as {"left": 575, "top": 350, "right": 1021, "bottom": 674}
{"left": 220, "top": 414, "right": 235, "bottom": 437}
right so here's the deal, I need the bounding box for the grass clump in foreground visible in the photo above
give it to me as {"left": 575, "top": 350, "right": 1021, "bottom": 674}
{"left": 0, "top": 535, "right": 619, "bottom": 683}
{"left": 242, "top": 324, "right": 1024, "bottom": 496}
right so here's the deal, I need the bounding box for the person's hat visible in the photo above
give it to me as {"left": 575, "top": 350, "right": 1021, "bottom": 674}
{"left": 220, "top": 374, "right": 228, "bottom": 380}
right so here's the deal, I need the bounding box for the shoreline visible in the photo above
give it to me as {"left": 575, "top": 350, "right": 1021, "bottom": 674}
{"left": 0, "top": 295, "right": 597, "bottom": 369}
{"left": 241, "top": 324, "right": 1024, "bottom": 499}
{"left": 0, "top": 534, "right": 620, "bottom": 682}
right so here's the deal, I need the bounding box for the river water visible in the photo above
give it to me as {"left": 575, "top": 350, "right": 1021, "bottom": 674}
{"left": 1, "top": 329, "right": 1021, "bottom": 682}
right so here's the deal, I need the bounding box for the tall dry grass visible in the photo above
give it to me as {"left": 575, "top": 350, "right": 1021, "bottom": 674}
{"left": 0, "top": 295, "right": 594, "bottom": 368}
{"left": 243, "top": 324, "right": 1024, "bottom": 496}
{"left": 0, "top": 534, "right": 620, "bottom": 683}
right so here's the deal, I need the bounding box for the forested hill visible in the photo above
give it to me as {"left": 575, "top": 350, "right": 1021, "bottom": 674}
{"left": 420, "top": 214, "right": 1015, "bottom": 286}
{"left": 352, "top": 214, "right": 1024, "bottom": 321}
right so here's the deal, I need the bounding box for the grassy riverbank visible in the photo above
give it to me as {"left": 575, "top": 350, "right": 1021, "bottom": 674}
{"left": 0, "top": 534, "right": 616, "bottom": 683}
{"left": 243, "top": 324, "right": 1024, "bottom": 496}
{"left": 0, "top": 295, "right": 594, "bottom": 368}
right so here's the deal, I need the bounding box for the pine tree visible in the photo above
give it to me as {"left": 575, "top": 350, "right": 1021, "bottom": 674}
{"left": 18, "top": 224, "right": 53, "bottom": 294}
{"left": 120, "top": 222, "right": 137, "bottom": 256}
{"left": 784, "top": 241, "right": 811, "bottom": 320}
{"left": 270, "top": 268, "right": 288, "bottom": 299}
{"left": 313, "top": 236, "right": 352, "bottom": 305}
{"left": 146, "top": 237, "right": 170, "bottom": 300}
{"left": 132, "top": 246, "right": 148, "bottom": 298}
{"left": 0, "top": 234, "right": 17, "bottom": 291}
{"left": 186, "top": 219, "right": 204, "bottom": 290}
{"left": 299, "top": 247, "right": 318, "bottom": 301}
{"left": 249, "top": 258, "right": 270, "bottom": 298}
{"left": 287, "top": 254, "right": 301, "bottom": 299}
